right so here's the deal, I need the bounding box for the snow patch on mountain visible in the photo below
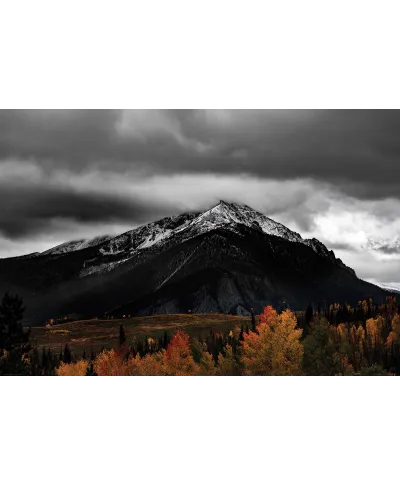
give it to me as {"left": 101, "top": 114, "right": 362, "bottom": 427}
{"left": 41, "top": 235, "right": 113, "bottom": 256}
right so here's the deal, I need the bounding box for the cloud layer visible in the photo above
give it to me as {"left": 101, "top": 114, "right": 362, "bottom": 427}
{"left": 1, "top": 109, "right": 400, "bottom": 285}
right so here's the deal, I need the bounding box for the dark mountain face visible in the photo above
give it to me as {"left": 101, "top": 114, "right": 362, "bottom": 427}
{"left": 0, "top": 201, "right": 388, "bottom": 325}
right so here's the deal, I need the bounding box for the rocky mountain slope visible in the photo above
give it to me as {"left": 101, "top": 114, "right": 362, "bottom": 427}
{"left": 0, "top": 201, "right": 388, "bottom": 325}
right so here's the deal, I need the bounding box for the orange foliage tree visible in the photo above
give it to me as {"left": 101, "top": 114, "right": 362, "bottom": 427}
{"left": 162, "top": 330, "right": 200, "bottom": 376}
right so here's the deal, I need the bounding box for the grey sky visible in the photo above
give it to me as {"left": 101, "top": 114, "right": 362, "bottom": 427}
{"left": 1, "top": 109, "right": 400, "bottom": 286}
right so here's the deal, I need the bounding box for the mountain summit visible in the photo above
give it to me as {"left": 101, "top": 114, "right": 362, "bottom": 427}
{"left": 0, "top": 201, "right": 386, "bottom": 324}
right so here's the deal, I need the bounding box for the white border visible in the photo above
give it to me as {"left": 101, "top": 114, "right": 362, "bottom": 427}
{"left": 1, "top": 1, "right": 400, "bottom": 484}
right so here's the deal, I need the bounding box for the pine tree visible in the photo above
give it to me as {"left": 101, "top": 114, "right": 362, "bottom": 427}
{"left": 163, "top": 331, "right": 169, "bottom": 349}
{"left": 63, "top": 343, "right": 72, "bottom": 364}
{"left": 305, "top": 304, "right": 313, "bottom": 327}
{"left": 0, "top": 293, "right": 29, "bottom": 351}
{"left": 119, "top": 324, "right": 126, "bottom": 347}
{"left": 47, "top": 348, "right": 53, "bottom": 371}
{"left": 41, "top": 347, "right": 48, "bottom": 375}
{"left": 250, "top": 308, "right": 257, "bottom": 333}
{"left": 239, "top": 324, "right": 244, "bottom": 341}
{"left": 85, "top": 361, "right": 98, "bottom": 376}
{"left": 0, "top": 293, "right": 31, "bottom": 375}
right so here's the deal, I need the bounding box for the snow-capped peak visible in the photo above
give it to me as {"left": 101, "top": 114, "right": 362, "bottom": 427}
{"left": 185, "top": 200, "right": 305, "bottom": 244}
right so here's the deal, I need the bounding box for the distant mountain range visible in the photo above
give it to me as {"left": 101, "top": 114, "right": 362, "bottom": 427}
{"left": 376, "top": 283, "right": 400, "bottom": 294}
{"left": 0, "top": 201, "right": 389, "bottom": 325}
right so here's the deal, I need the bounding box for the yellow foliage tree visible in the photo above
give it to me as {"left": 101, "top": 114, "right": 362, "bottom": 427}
{"left": 240, "top": 306, "right": 303, "bottom": 376}
{"left": 198, "top": 352, "right": 216, "bottom": 376}
{"left": 94, "top": 349, "right": 127, "bottom": 376}
{"left": 366, "top": 316, "right": 384, "bottom": 350}
{"left": 217, "top": 344, "right": 239, "bottom": 376}
{"left": 56, "top": 360, "right": 88, "bottom": 376}
{"left": 387, "top": 313, "right": 400, "bottom": 347}
{"left": 132, "top": 353, "right": 164, "bottom": 376}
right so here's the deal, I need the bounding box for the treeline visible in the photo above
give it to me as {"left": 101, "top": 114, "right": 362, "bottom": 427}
{"left": 1, "top": 292, "right": 400, "bottom": 375}
{"left": 55, "top": 297, "right": 400, "bottom": 376}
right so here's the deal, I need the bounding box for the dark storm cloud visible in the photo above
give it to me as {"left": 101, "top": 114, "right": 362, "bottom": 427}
{"left": 328, "top": 242, "right": 357, "bottom": 251}
{"left": 376, "top": 246, "right": 400, "bottom": 255}
{"left": 0, "top": 110, "right": 118, "bottom": 163}
{"left": 0, "top": 180, "right": 177, "bottom": 239}
{"left": 1, "top": 110, "right": 400, "bottom": 199}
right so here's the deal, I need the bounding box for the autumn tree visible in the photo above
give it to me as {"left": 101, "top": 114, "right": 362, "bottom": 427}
{"left": 56, "top": 360, "right": 88, "bottom": 376}
{"left": 94, "top": 349, "right": 127, "bottom": 376}
{"left": 240, "top": 306, "right": 303, "bottom": 376}
{"left": 365, "top": 316, "right": 384, "bottom": 366}
{"left": 217, "top": 344, "right": 240, "bottom": 375}
{"left": 132, "top": 353, "right": 164, "bottom": 376}
{"left": 162, "top": 330, "right": 200, "bottom": 376}
{"left": 386, "top": 313, "right": 400, "bottom": 373}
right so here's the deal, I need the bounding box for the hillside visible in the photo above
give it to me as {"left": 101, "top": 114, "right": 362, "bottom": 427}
{"left": 30, "top": 313, "right": 251, "bottom": 355}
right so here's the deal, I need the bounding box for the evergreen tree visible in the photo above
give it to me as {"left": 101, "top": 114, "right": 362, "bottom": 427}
{"left": 41, "top": 347, "right": 48, "bottom": 375}
{"left": 0, "top": 293, "right": 31, "bottom": 375}
{"left": 250, "top": 308, "right": 257, "bottom": 333}
{"left": 47, "top": 348, "right": 53, "bottom": 371}
{"left": 85, "top": 361, "right": 98, "bottom": 376}
{"left": 119, "top": 324, "right": 126, "bottom": 347}
{"left": 305, "top": 304, "right": 313, "bottom": 327}
{"left": 163, "top": 331, "right": 169, "bottom": 349}
{"left": 303, "top": 316, "right": 337, "bottom": 376}
{"left": 0, "top": 293, "right": 29, "bottom": 351}
{"left": 30, "top": 346, "right": 40, "bottom": 375}
{"left": 63, "top": 343, "right": 72, "bottom": 364}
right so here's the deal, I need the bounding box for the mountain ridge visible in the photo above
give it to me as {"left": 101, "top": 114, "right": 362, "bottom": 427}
{"left": 31, "top": 200, "right": 355, "bottom": 276}
{"left": 0, "top": 201, "right": 387, "bottom": 325}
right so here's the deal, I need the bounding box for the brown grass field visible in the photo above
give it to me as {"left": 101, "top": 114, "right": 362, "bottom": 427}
{"left": 30, "top": 313, "right": 253, "bottom": 357}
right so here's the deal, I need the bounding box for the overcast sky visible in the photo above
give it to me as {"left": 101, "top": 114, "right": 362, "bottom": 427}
{"left": 1, "top": 109, "right": 400, "bottom": 287}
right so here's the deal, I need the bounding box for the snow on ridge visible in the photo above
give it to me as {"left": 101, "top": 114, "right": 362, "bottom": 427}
{"left": 98, "top": 212, "right": 200, "bottom": 256}
{"left": 41, "top": 235, "right": 112, "bottom": 256}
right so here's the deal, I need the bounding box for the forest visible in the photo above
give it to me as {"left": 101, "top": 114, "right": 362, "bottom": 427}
{"left": 1, "top": 292, "right": 399, "bottom": 376}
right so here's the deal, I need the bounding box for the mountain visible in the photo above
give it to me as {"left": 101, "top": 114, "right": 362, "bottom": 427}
{"left": 0, "top": 201, "right": 388, "bottom": 325}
